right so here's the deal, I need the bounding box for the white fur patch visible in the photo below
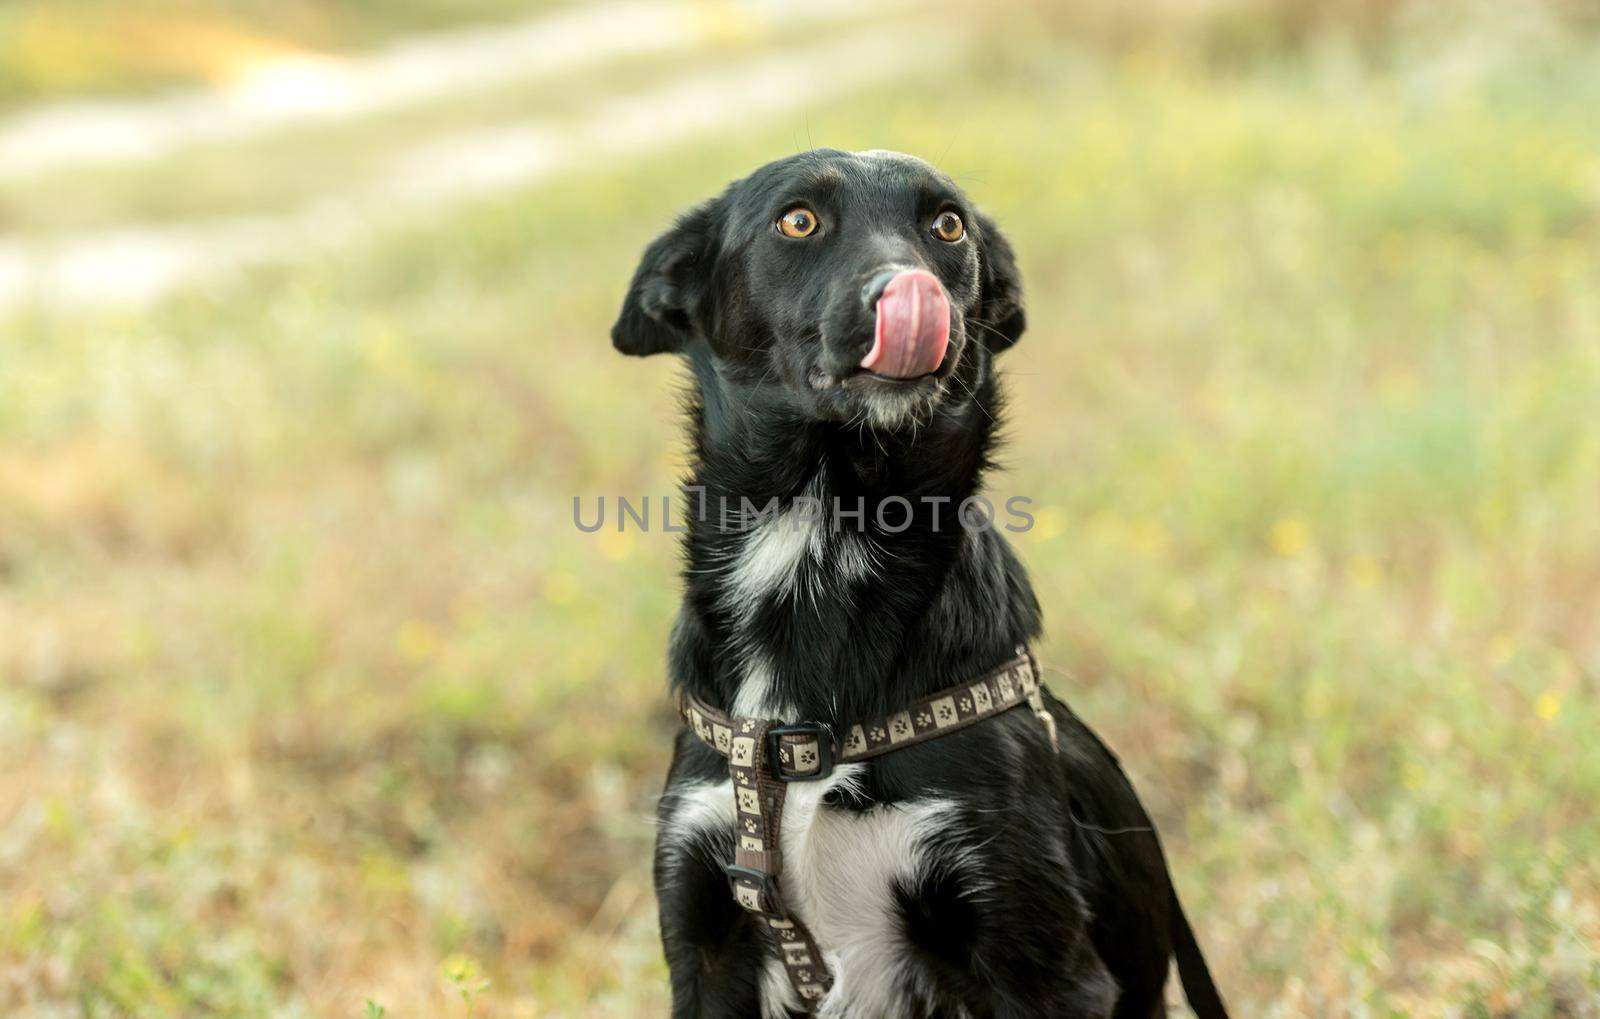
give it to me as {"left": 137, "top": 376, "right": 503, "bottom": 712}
{"left": 836, "top": 532, "right": 882, "bottom": 583}
{"left": 858, "top": 380, "right": 948, "bottom": 430}
{"left": 722, "top": 500, "right": 824, "bottom": 620}
{"left": 658, "top": 779, "right": 736, "bottom": 867}
{"left": 663, "top": 766, "right": 958, "bottom": 1018}
{"left": 718, "top": 486, "right": 890, "bottom": 721}
{"left": 731, "top": 655, "right": 785, "bottom": 719}
{"left": 721, "top": 499, "right": 827, "bottom": 720}
{"left": 773, "top": 774, "right": 956, "bottom": 1017}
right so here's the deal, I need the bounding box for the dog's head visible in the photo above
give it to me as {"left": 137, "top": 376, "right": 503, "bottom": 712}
{"left": 612, "top": 149, "right": 1024, "bottom": 428}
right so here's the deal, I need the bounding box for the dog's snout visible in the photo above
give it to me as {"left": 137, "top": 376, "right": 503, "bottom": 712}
{"left": 861, "top": 269, "right": 903, "bottom": 311}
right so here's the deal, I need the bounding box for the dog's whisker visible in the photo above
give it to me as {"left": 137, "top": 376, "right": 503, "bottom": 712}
{"left": 948, "top": 369, "right": 997, "bottom": 427}
{"left": 735, "top": 363, "right": 778, "bottom": 420}
{"left": 1069, "top": 810, "right": 1156, "bottom": 837}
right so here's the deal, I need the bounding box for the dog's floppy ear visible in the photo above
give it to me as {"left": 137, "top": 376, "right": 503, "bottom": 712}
{"left": 612, "top": 202, "right": 721, "bottom": 357}
{"left": 974, "top": 212, "right": 1026, "bottom": 352}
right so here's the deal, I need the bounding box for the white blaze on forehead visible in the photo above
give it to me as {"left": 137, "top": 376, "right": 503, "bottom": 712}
{"left": 851, "top": 148, "right": 937, "bottom": 172}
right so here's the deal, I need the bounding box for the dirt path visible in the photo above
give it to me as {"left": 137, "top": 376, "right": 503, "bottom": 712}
{"left": 0, "top": 26, "right": 954, "bottom": 316}
{"left": 0, "top": 0, "right": 893, "bottom": 181}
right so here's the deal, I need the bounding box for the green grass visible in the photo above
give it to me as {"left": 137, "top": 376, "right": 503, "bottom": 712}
{"left": 3, "top": 8, "right": 1600, "bottom": 1017}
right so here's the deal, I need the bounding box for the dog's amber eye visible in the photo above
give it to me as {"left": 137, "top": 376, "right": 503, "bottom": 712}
{"left": 777, "top": 207, "right": 818, "bottom": 238}
{"left": 931, "top": 210, "right": 965, "bottom": 242}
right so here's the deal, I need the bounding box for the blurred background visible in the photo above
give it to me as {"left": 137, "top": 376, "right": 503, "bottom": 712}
{"left": 2, "top": 0, "right": 1598, "bottom": 1015}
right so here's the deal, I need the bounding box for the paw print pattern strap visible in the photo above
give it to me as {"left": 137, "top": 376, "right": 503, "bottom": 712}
{"left": 835, "top": 649, "right": 1056, "bottom": 761}
{"left": 706, "top": 715, "right": 835, "bottom": 1009}
{"left": 681, "top": 648, "right": 1054, "bottom": 773}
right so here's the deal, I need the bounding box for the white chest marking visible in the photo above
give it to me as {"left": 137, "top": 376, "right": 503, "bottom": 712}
{"left": 722, "top": 501, "right": 824, "bottom": 620}
{"left": 731, "top": 655, "right": 784, "bottom": 719}
{"left": 836, "top": 531, "right": 882, "bottom": 583}
{"left": 661, "top": 770, "right": 958, "bottom": 1019}
{"left": 658, "top": 779, "right": 737, "bottom": 863}
{"left": 721, "top": 501, "right": 825, "bottom": 720}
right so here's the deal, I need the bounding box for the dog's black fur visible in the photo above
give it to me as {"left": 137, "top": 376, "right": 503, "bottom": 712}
{"left": 614, "top": 150, "right": 1226, "bottom": 1019}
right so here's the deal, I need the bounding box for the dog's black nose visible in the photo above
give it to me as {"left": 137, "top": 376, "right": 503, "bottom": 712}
{"left": 861, "top": 269, "right": 901, "bottom": 310}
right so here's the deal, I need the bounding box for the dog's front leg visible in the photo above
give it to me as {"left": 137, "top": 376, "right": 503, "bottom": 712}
{"left": 656, "top": 838, "right": 772, "bottom": 1018}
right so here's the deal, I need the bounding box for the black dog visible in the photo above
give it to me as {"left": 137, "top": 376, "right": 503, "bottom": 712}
{"left": 613, "top": 149, "right": 1227, "bottom": 1018}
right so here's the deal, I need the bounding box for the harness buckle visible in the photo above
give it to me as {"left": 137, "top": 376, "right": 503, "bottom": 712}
{"left": 766, "top": 723, "right": 834, "bottom": 782}
{"left": 725, "top": 864, "right": 786, "bottom": 918}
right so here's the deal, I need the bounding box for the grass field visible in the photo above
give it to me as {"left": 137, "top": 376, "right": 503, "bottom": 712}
{"left": 2, "top": 3, "right": 1599, "bottom": 1016}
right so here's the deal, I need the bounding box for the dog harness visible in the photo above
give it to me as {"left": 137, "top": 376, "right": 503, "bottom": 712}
{"left": 680, "top": 647, "right": 1057, "bottom": 1011}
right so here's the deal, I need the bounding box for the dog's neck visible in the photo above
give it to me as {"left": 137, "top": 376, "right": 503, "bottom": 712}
{"left": 667, "top": 355, "right": 1042, "bottom": 725}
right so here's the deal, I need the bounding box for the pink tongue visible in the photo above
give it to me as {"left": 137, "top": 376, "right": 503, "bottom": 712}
{"left": 860, "top": 270, "right": 950, "bottom": 379}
